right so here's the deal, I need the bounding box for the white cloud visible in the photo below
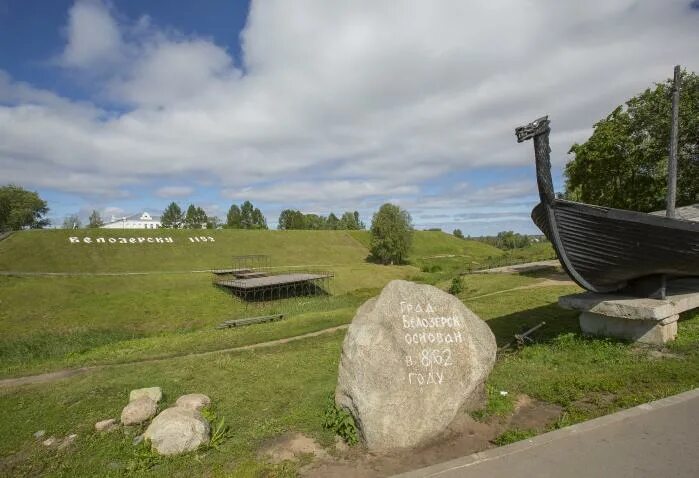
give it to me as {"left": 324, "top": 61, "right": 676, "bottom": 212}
{"left": 59, "top": 0, "right": 124, "bottom": 69}
{"left": 155, "top": 185, "right": 194, "bottom": 198}
{"left": 1, "top": 0, "right": 699, "bottom": 232}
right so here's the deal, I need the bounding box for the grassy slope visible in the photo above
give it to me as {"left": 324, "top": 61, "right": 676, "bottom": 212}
{"left": 2, "top": 289, "right": 698, "bottom": 477}
{"left": 348, "top": 230, "right": 502, "bottom": 260}
{"left": 0, "top": 263, "right": 415, "bottom": 378}
{"left": 3, "top": 228, "right": 696, "bottom": 476}
{"left": 0, "top": 229, "right": 368, "bottom": 272}
{"left": 0, "top": 230, "right": 419, "bottom": 378}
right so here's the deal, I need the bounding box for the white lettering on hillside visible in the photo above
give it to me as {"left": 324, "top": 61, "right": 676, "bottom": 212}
{"left": 66, "top": 236, "right": 206, "bottom": 244}
{"left": 400, "top": 300, "right": 463, "bottom": 388}
{"left": 188, "top": 236, "right": 216, "bottom": 243}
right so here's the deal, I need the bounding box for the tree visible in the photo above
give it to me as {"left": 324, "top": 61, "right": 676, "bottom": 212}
{"left": 353, "top": 211, "right": 365, "bottom": 230}
{"left": 494, "top": 230, "right": 530, "bottom": 250}
{"left": 240, "top": 201, "right": 254, "bottom": 228}
{"left": 369, "top": 203, "right": 413, "bottom": 265}
{"left": 565, "top": 70, "right": 699, "bottom": 212}
{"left": 184, "top": 204, "right": 208, "bottom": 229}
{"left": 304, "top": 213, "right": 325, "bottom": 230}
{"left": 251, "top": 207, "right": 268, "bottom": 229}
{"left": 206, "top": 216, "right": 221, "bottom": 229}
{"left": 227, "top": 201, "right": 267, "bottom": 229}
{"left": 226, "top": 204, "right": 242, "bottom": 228}
{"left": 161, "top": 202, "right": 184, "bottom": 228}
{"left": 278, "top": 209, "right": 306, "bottom": 230}
{"left": 326, "top": 212, "right": 339, "bottom": 230}
{"left": 63, "top": 214, "right": 82, "bottom": 229}
{"left": 0, "top": 184, "right": 50, "bottom": 231}
{"left": 88, "top": 210, "right": 103, "bottom": 228}
{"left": 453, "top": 229, "right": 464, "bottom": 239}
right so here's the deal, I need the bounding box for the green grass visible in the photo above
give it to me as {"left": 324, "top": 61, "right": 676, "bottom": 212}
{"left": 2, "top": 291, "right": 698, "bottom": 477}
{"left": 0, "top": 229, "right": 369, "bottom": 272}
{"left": 0, "top": 263, "right": 418, "bottom": 378}
{"left": 492, "top": 428, "right": 537, "bottom": 446}
{"left": 0, "top": 331, "right": 346, "bottom": 477}
{"left": 347, "top": 230, "right": 503, "bottom": 261}
{"left": 2, "top": 229, "right": 698, "bottom": 476}
{"left": 484, "top": 309, "right": 699, "bottom": 429}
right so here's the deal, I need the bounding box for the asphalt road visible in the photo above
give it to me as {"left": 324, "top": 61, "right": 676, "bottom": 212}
{"left": 397, "top": 388, "right": 699, "bottom": 478}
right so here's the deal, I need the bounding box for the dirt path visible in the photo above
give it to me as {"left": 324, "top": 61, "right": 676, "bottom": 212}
{"left": 466, "top": 277, "right": 576, "bottom": 301}
{"left": 474, "top": 260, "right": 560, "bottom": 274}
{"left": 0, "top": 324, "right": 350, "bottom": 389}
{"left": 0, "top": 264, "right": 341, "bottom": 277}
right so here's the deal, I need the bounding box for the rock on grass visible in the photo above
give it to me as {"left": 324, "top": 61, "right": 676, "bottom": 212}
{"left": 144, "top": 407, "right": 210, "bottom": 455}
{"left": 121, "top": 397, "right": 157, "bottom": 425}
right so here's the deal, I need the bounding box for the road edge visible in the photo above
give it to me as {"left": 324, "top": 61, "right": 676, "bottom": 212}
{"left": 394, "top": 387, "right": 699, "bottom": 477}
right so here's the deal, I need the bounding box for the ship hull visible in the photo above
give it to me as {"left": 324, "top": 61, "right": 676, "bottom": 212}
{"left": 532, "top": 200, "right": 699, "bottom": 293}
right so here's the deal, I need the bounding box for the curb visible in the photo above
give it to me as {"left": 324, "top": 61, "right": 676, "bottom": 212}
{"left": 394, "top": 387, "right": 699, "bottom": 477}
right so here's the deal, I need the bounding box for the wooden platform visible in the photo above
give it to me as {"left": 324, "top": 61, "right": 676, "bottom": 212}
{"left": 234, "top": 271, "right": 269, "bottom": 279}
{"left": 215, "top": 272, "right": 333, "bottom": 291}
{"left": 211, "top": 268, "right": 252, "bottom": 275}
{"left": 217, "top": 314, "right": 284, "bottom": 329}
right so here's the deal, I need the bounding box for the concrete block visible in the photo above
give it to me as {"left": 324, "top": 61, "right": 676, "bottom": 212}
{"left": 559, "top": 278, "right": 697, "bottom": 344}
{"left": 579, "top": 312, "right": 678, "bottom": 345}
{"left": 559, "top": 278, "right": 699, "bottom": 320}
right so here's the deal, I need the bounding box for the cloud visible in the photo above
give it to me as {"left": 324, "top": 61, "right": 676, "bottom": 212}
{"left": 1, "top": 0, "right": 699, "bottom": 233}
{"left": 155, "top": 185, "right": 194, "bottom": 198}
{"left": 59, "top": 0, "right": 124, "bottom": 69}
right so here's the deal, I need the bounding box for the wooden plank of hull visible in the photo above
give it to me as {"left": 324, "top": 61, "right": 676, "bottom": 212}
{"left": 532, "top": 200, "right": 699, "bottom": 292}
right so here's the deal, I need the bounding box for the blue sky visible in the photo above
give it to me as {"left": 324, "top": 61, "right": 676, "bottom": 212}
{"left": 1, "top": 1, "right": 698, "bottom": 233}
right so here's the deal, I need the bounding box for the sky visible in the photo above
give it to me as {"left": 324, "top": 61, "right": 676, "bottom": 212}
{"left": 1, "top": 0, "right": 698, "bottom": 234}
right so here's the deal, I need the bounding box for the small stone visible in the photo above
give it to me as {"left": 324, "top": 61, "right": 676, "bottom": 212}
{"left": 175, "top": 393, "right": 211, "bottom": 411}
{"left": 129, "top": 387, "right": 162, "bottom": 403}
{"left": 95, "top": 418, "right": 118, "bottom": 432}
{"left": 42, "top": 437, "right": 58, "bottom": 447}
{"left": 121, "top": 397, "right": 158, "bottom": 425}
{"left": 144, "top": 407, "right": 210, "bottom": 455}
{"left": 132, "top": 434, "right": 144, "bottom": 446}
{"left": 33, "top": 430, "right": 46, "bottom": 440}
{"left": 58, "top": 434, "right": 77, "bottom": 450}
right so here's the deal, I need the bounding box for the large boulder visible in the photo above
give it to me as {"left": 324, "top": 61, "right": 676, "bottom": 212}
{"left": 144, "top": 407, "right": 210, "bottom": 455}
{"left": 335, "top": 280, "right": 496, "bottom": 450}
{"left": 121, "top": 397, "right": 158, "bottom": 425}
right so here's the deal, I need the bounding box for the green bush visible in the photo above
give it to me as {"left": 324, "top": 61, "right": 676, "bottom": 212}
{"left": 448, "top": 276, "right": 463, "bottom": 295}
{"left": 321, "top": 393, "right": 359, "bottom": 445}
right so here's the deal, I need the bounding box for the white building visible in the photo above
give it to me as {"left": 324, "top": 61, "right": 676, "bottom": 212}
{"left": 101, "top": 211, "right": 162, "bottom": 229}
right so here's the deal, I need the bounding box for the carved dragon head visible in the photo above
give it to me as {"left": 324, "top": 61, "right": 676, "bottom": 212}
{"left": 515, "top": 116, "right": 550, "bottom": 142}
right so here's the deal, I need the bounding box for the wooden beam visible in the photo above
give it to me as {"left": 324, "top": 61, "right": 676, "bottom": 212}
{"left": 667, "top": 65, "right": 681, "bottom": 218}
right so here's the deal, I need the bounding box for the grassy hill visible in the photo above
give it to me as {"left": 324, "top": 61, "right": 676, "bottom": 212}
{"left": 347, "top": 230, "right": 503, "bottom": 260}
{"left": 0, "top": 229, "right": 510, "bottom": 273}
{"left": 3, "top": 227, "right": 699, "bottom": 477}
{"left": 0, "top": 228, "right": 552, "bottom": 378}
{"left": 0, "top": 229, "right": 369, "bottom": 272}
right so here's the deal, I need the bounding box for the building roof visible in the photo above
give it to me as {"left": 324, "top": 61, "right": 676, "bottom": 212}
{"left": 103, "top": 211, "right": 162, "bottom": 226}
{"left": 650, "top": 203, "right": 699, "bottom": 221}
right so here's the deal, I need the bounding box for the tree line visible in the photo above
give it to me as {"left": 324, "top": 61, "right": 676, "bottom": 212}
{"left": 475, "top": 230, "right": 532, "bottom": 250}
{"left": 277, "top": 210, "right": 365, "bottom": 230}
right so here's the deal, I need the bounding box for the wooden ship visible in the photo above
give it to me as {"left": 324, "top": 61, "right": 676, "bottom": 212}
{"left": 515, "top": 112, "right": 698, "bottom": 296}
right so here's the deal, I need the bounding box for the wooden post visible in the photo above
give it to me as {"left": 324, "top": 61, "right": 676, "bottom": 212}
{"left": 667, "top": 65, "right": 681, "bottom": 218}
